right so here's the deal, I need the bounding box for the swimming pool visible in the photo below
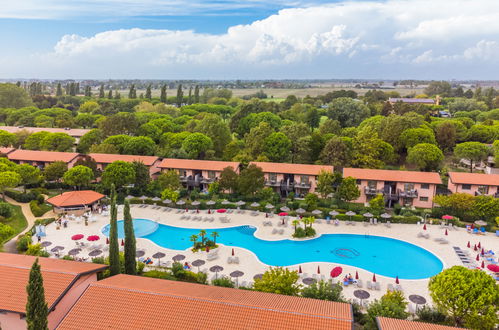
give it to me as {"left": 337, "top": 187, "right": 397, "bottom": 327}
{"left": 101, "top": 219, "right": 443, "bottom": 279}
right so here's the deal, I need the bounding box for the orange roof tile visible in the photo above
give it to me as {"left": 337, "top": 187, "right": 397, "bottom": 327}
{"left": 57, "top": 274, "right": 353, "bottom": 330}
{"left": 0, "top": 253, "right": 107, "bottom": 314}
{"left": 159, "top": 158, "right": 239, "bottom": 172}
{"left": 46, "top": 190, "right": 105, "bottom": 208}
{"left": 251, "top": 162, "right": 333, "bottom": 175}
{"left": 0, "top": 147, "right": 15, "bottom": 155}
{"left": 377, "top": 317, "right": 465, "bottom": 330}
{"left": 0, "top": 126, "right": 90, "bottom": 137}
{"left": 88, "top": 153, "right": 159, "bottom": 166}
{"left": 8, "top": 150, "right": 80, "bottom": 163}
{"left": 448, "top": 172, "right": 499, "bottom": 186}
{"left": 343, "top": 168, "right": 442, "bottom": 184}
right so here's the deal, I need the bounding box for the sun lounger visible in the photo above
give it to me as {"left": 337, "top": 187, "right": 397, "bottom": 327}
{"left": 271, "top": 228, "right": 278, "bottom": 234}
{"left": 233, "top": 257, "right": 239, "bottom": 264}
{"left": 367, "top": 281, "right": 373, "bottom": 290}
{"left": 240, "top": 281, "right": 247, "bottom": 287}
{"left": 385, "top": 221, "right": 391, "bottom": 228}
{"left": 356, "top": 279, "right": 363, "bottom": 288}
{"left": 409, "top": 303, "right": 416, "bottom": 314}
{"left": 207, "top": 253, "right": 218, "bottom": 261}
{"left": 374, "top": 282, "right": 381, "bottom": 290}
{"left": 387, "top": 283, "right": 394, "bottom": 291}
{"left": 363, "top": 221, "right": 369, "bottom": 227}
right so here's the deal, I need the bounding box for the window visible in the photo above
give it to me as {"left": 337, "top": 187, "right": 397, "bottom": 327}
{"left": 300, "top": 175, "right": 309, "bottom": 184}
{"left": 208, "top": 171, "right": 216, "bottom": 179}
{"left": 477, "top": 185, "right": 489, "bottom": 194}
{"left": 404, "top": 183, "right": 415, "bottom": 191}
{"left": 367, "top": 181, "right": 377, "bottom": 189}
{"left": 356, "top": 179, "right": 361, "bottom": 185}
{"left": 462, "top": 184, "right": 471, "bottom": 190}
{"left": 419, "top": 197, "right": 429, "bottom": 202}
{"left": 269, "top": 173, "right": 277, "bottom": 182}
{"left": 421, "top": 184, "right": 430, "bottom": 189}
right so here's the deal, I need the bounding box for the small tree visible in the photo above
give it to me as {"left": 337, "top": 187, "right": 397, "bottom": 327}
{"left": 157, "top": 170, "right": 181, "bottom": 191}
{"left": 62, "top": 165, "right": 93, "bottom": 189}
{"left": 407, "top": 143, "right": 444, "bottom": 171}
{"left": 218, "top": 166, "right": 239, "bottom": 193}
{"left": 454, "top": 142, "right": 490, "bottom": 173}
{"left": 237, "top": 164, "right": 264, "bottom": 197}
{"left": 316, "top": 170, "right": 335, "bottom": 198}
{"left": 26, "top": 259, "right": 49, "bottom": 330}
{"left": 15, "top": 164, "right": 42, "bottom": 192}
{"left": 369, "top": 194, "right": 385, "bottom": 216}
{"left": 336, "top": 176, "right": 360, "bottom": 204}
{"left": 0, "top": 171, "right": 21, "bottom": 200}
{"left": 123, "top": 200, "right": 136, "bottom": 275}
{"left": 43, "top": 161, "right": 68, "bottom": 182}
{"left": 365, "top": 290, "right": 409, "bottom": 330}
{"left": 301, "top": 280, "right": 344, "bottom": 302}
{"left": 108, "top": 185, "right": 120, "bottom": 276}
{"left": 429, "top": 266, "right": 498, "bottom": 329}
{"left": 253, "top": 267, "right": 301, "bottom": 296}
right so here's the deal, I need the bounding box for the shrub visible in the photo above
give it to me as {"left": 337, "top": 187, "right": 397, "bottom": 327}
{"left": 0, "top": 202, "right": 13, "bottom": 218}
{"left": 0, "top": 222, "right": 15, "bottom": 243}
{"left": 5, "top": 190, "right": 39, "bottom": 203}
{"left": 143, "top": 270, "right": 175, "bottom": 280}
{"left": 29, "top": 200, "right": 51, "bottom": 217}
{"left": 212, "top": 276, "right": 235, "bottom": 288}
{"left": 25, "top": 243, "right": 50, "bottom": 257}
{"left": 415, "top": 306, "right": 450, "bottom": 325}
{"left": 16, "top": 232, "right": 32, "bottom": 252}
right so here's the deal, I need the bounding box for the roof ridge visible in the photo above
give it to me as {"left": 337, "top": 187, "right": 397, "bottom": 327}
{"left": 91, "top": 283, "right": 352, "bottom": 322}
{"left": 0, "top": 263, "right": 80, "bottom": 276}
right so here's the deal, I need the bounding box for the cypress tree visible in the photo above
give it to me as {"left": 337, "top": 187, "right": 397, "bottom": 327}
{"left": 145, "top": 85, "right": 152, "bottom": 99}
{"left": 188, "top": 87, "right": 192, "bottom": 105}
{"left": 114, "top": 90, "right": 121, "bottom": 99}
{"left": 26, "top": 259, "right": 48, "bottom": 330}
{"left": 160, "top": 84, "right": 167, "bottom": 103}
{"left": 129, "top": 84, "right": 136, "bottom": 99}
{"left": 56, "top": 83, "right": 63, "bottom": 96}
{"left": 108, "top": 184, "right": 120, "bottom": 276}
{"left": 123, "top": 200, "right": 136, "bottom": 275}
{"left": 108, "top": 89, "right": 113, "bottom": 99}
{"left": 176, "top": 84, "right": 183, "bottom": 107}
{"left": 75, "top": 83, "right": 80, "bottom": 95}
{"left": 99, "top": 84, "right": 105, "bottom": 98}
{"left": 194, "top": 85, "right": 200, "bottom": 103}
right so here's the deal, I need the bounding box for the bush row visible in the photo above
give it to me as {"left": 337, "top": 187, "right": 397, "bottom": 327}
{"left": 29, "top": 201, "right": 52, "bottom": 217}
{"left": 5, "top": 190, "right": 44, "bottom": 203}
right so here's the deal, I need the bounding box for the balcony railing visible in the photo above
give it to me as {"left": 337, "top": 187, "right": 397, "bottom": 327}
{"left": 382, "top": 190, "right": 399, "bottom": 200}
{"left": 265, "top": 180, "right": 281, "bottom": 187}
{"left": 364, "top": 187, "right": 378, "bottom": 195}
{"left": 398, "top": 189, "right": 418, "bottom": 198}
{"left": 294, "top": 181, "right": 311, "bottom": 189}
{"left": 201, "top": 177, "right": 217, "bottom": 184}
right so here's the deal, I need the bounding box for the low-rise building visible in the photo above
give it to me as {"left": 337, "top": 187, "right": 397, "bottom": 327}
{"left": 7, "top": 150, "right": 81, "bottom": 169}
{"left": 46, "top": 190, "right": 105, "bottom": 214}
{"left": 343, "top": 168, "right": 442, "bottom": 208}
{"left": 376, "top": 317, "right": 462, "bottom": 330}
{"left": 388, "top": 97, "right": 437, "bottom": 105}
{"left": 447, "top": 172, "right": 499, "bottom": 197}
{"left": 88, "top": 153, "right": 162, "bottom": 178}
{"left": 0, "top": 126, "right": 90, "bottom": 145}
{"left": 0, "top": 253, "right": 107, "bottom": 330}
{"left": 57, "top": 274, "right": 354, "bottom": 330}
{"left": 250, "top": 162, "right": 333, "bottom": 197}
{"left": 159, "top": 158, "right": 240, "bottom": 191}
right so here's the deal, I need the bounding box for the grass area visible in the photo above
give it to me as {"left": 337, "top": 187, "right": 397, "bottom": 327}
{"left": 38, "top": 203, "right": 53, "bottom": 216}
{"left": 0, "top": 204, "right": 28, "bottom": 248}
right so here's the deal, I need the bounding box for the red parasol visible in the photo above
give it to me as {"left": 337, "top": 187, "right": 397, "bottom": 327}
{"left": 208, "top": 209, "right": 211, "bottom": 214}
{"left": 87, "top": 235, "right": 100, "bottom": 241}
{"left": 372, "top": 273, "right": 377, "bottom": 282}
{"left": 423, "top": 224, "right": 427, "bottom": 230}
{"left": 476, "top": 254, "right": 480, "bottom": 261}
{"left": 206, "top": 246, "right": 210, "bottom": 252}
{"left": 71, "top": 234, "right": 84, "bottom": 241}
{"left": 299, "top": 265, "right": 302, "bottom": 273}
{"left": 487, "top": 264, "right": 499, "bottom": 272}
{"left": 330, "top": 266, "right": 342, "bottom": 278}
{"left": 278, "top": 212, "right": 288, "bottom": 216}
{"left": 121, "top": 239, "right": 124, "bottom": 246}
{"left": 317, "top": 266, "right": 320, "bottom": 274}
{"left": 481, "top": 261, "right": 485, "bottom": 268}
{"left": 442, "top": 215, "right": 453, "bottom": 220}
{"left": 232, "top": 248, "right": 235, "bottom": 256}
{"left": 478, "top": 242, "right": 481, "bottom": 249}
{"left": 445, "top": 229, "right": 448, "bottom": 236}
{"left": 217, "top": 209, "right": 227, "bottom": 213}
{"left": 467, "top": 241, "right": 470, "bottom": 248}
{"left": 395, "top": 276, "right": 399, "bottom": 284}
{"left": 355, "top": 271, "right": 359, "bottom": 280}
{"left": 481, "top": 248, "right": 485, "bottom": 256}
{"left": 474, "top": 244, "right": 477, "bottom": 251}
{"left": 106, "top": 237, "right": 109, "bottom": 244}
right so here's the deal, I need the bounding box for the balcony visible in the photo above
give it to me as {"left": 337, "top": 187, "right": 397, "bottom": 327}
{"left": 201, "top": 177, "right": 217, "bottom": 184}
{"left": 294, "top": 181, "right": 311, "bottom": 189}
{"left": 382, "top": 189, "right": 399, "bottom": 201}
{"left": 280, "top": 181, "right": 295, "bottom": 191}
{"left": 364, "top": 187, "right": 378, "bottom": 195}
{"left": 265, "top": 180, "right": 281, "bottom": 187}
{"left": 398, "top": 189, "right": 418, "bottom": 198}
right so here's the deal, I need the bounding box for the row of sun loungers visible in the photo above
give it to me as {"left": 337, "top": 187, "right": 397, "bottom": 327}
{"left": 227, "top": 256, "right": 239, "bottom": 264}
{"left": 434, "top": 237, "right": 449, "bottom": 244}
{"left": 262, "top": 220, "right": 272, "bottom": 226}
{"left": 271, "top": 228, "right": 285, "bottom": 235}
{"left": 180, "top": 215, "right": 216, "bottom": 222}
{"left": 453, "top": 246, "right": 476, "bottom": 268}
{"left": 219, "top": 217, "right": 231, "bottom": 223}
{"left": 207, "top": 251, "right": 219, "bottom": 261}
{"left": 417, "top": 232, "right": 430, "bottom": 239}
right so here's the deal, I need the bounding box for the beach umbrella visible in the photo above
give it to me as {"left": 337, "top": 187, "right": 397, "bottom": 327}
{"left": 481, "top": 260, "right": 485, "bottom": 268}
{"left": 87, "top": 235, "right": 100, "bottom": 241}
{"left": 380, "top": 213, "right": 391, "bottom": 219}
{"left": 139, "top": 195, "right": 148, "bottom": 202}
{"left": 163, "top": 199, "right": 172, "bottom": 204}
{"left": 121, "top": 239, "right": 124, "bottom": 246}
{"left": 280, "top": 206, "right": 290, "bottom": 212}
{"left": 40, "top": 241, "right": 52, "bottom": 248}
{"left": 445, "top": 229, "right": 448, "bottom": 236}
{"left": 230, "top": 270, "right": 244, "bottom": 286}
{"left": 253, "top": 274, "right": 263, "bottom": 280}
{"left": 236, "top": 201, "right": 246, "bottom": 206}
{"left": 126, "top": 195, "right": 134, "bottom": 199}
{"left": 68, "top": 248, "right": 81, "bottom": 256}
{"left": 152, "top": 197, "right": 161, "bottom": 202}
{"left": 71, "top": 234, "right": 84, "bottom": 241}
{"left": 221, "top": 200, "right": 231, "bottom": 205}
{"left": 296, "top": 208, "right": 306, "bottom": 214}
{"left": 88, "top": 249, "right": 102, "bottom": 257}
{"left": 298, "top": 265, "right": 302, "bottom": 273}
{"left": 372, "top": 274, "right": 377, "bottom": 282}
{"left": 192, "top": 259, "right": 206, "bottom": 272}
{"left": 487, "top": 264, "right": 499, "bottom": 272}
{"left": 265, "top": 204, "right": 274, "bottom": 210}
{"left": 191, "top": 201, "right": 201, "bottom": 206}
{"left": 354, "top": 290, "right": 370, "bottom": 305}
{"left": 312, "top": 209, "right": 322, "bottom": 216}
{"left": 206, "top": 200, "right": 216, "bottom": 206}
{"left": 475, "top": 220, "right": 487, "bottom": 227}
{"left": 172, "top": 254, "right": 185, "bottom": 262}
{"left": 51, "top": 246, "right": 64, "bottom": 252}
{"left": 442, "top": 215, "right": 453, "bottom": 220}
{"left": 317, "top": 266, "right": 320, "bottom": 274}
{"left": 152, "top": 252, "right": 166, "bottom": 264}
{"left": 476, "top": 254, "right": 480, "bottom": 261}
{"left": 395, "top": 276, "right": 399, "bottom": 284}
{"left": 176, "top": 200, "right": 186, "bottom": 205}
{"left": 363, "top": 212, "right": 373, "bottom": 218}
{"left": 478, "top": 242, "right": 481, "bottom": 249}
{"left": 345, "top": 211, "right": 356, "bottom": 216}
{"left": 467, "top": 241, "right": 470, "bottom": 248}
{"left": 209, "top": 265, "right": 224, "bottom": 279}
{"left": 355, "top": 271, "right": 359, "bottom": 280}
{"left": 481, "top": 248, "right": 485, "bottom": 256}
{"left": 329, "top": 210, "right": 339, "bottom": 217}
{"left": 474, "top": 244, "right": 478, "bottom": 251}
{"left": 278, "top": 212, "right": 288, "bottom": 216}
{"left": 423, "top": 224, "right": 427, "bottom": 230}
{"left": 330, "top": 267, "right": 342, "bottom": 278}
{"left": 136, "top": 250, "right": 146, "bottom": 258}
{"left": 250, "top": 202, "right": 260, "bottom": 208}
{"left": 217, "top": 209, "right": 227, "bottom": 213}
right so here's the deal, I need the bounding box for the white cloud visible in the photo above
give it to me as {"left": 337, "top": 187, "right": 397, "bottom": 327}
{"left": 2, "top": 0, "right": 499, "bottom": 78}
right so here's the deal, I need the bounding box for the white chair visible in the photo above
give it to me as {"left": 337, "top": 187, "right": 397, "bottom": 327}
{"left": 367, "top": 281, "right": 373, "bottom": 290}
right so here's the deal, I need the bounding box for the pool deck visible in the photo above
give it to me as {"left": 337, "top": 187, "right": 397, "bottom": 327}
{"left": 38, "top": 205, "right": 498, "bottom": 308}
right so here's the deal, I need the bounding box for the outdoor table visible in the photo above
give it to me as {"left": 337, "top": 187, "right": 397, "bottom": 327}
{"left": 354, "top": 289, "right": 370, "bottom": 305}
{"left": 302, "top": 277, "right": 316, "bottom": 285}
{"left": 409, "top": 294, "right": 427, "bottom": 310}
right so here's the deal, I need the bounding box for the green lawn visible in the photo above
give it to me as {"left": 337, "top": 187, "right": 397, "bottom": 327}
{"left": 1, "top": 204, "right": 28, "bottom": 247}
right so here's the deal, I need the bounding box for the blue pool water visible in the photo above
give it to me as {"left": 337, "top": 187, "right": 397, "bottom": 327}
{"left": 102, "top": 219, "right": 443, "bottom": 279}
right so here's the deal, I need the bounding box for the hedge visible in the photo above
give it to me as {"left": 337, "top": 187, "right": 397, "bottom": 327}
{"left": 5, "top": 190, "right": 44, "bottom": 203}
{"left": 29, "top": 201, "right": 52, "bottom": 217}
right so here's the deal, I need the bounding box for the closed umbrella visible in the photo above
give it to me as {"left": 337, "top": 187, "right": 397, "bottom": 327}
{"left": 231, "top": 248, "right": 235, "bottom": 256}
{"left": 445, "top": 229, "right": 448, "bottom": 236}
{"left": 372, "top": 273, "right": 377, "bottom": 282}
{"left": 481, "top": 260, "right": 485, "bottom": 268}
{"left": 423, "top": 224, "right": 427, "bottom": 230}
{"left": 317, "top": 265, "right": 320, "bottom": 274}
{"left": 478, "top": 242, "right": 481, "bottom": 249}
{"left": 355, "top": 271, "right": 359, "bottom": 280}
{"left": 298, "top": 265, "right": 302, "bottom": 273}
{"left": 467, "top": 241, "right": 470, "bottom": 248}
{"left": 395, "top": 276, "right": 399, "bottom": 284}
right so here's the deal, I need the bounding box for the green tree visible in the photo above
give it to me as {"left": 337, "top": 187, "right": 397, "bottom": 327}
{"left": 400, "top": 128, "right": 436, "bottom": 149}
{"left": 0, "top": 130, "right": 17, "bottom": 147}
{"left": 176, "top": 84, "right": 183, "bottom": 107}
{"left": 39, "top": 132, "right": 75, "bottom": 152}
{"left": 253, "top": 267, "right": 301, "bottom": 296}
{"left": 157, "top": 170, "right": 181, "bottom": 191}
{"left": 108, "top": 185, "right": 120, "bottom": 276}
{"left": 15, "top": 164, "right": 42, "bottom": 192}
{"left": 435, "top": 121, "right": 457, "bottom": 151}
{"left": 194, "top": 85, "right": 200, "bottom": 103}
{"left": 128, "top": 84, "right": 136, "bottom": 99}
{"left": 424, "top": 81, "right": 452, "bottom": 96}
{"left": 63, "top": 165, "right": 93, "bottom": 188}
{"left": 77, "top": 129, "right": 104, "bottom": 153}
{"left": 43, "top": 161, "right": 68, "bottom": 182}
{"left": 123, "top": 200, "right": 136, "bottom": 275}
{"left": 101, "top": 161, "right": 136, "bottom": 189}
{"left": 25, "top": 259, "right": 49, "bottom": 330}
{"left": 75, "top": 113, "right": 99, "bottom": 128}
{"left": 304, "top": 107, "right": 320, "bottom": 130}
{"left": 56, "top": 83, "right": 63, "bottom": 97}
{"left": 369, "top": 194, "right": 385, "bottom": 216}
{"left": 132, "top": 161, "right": 151, "bottom": 193}
{"left": 352, "top": 127, "right": 395, "bottom": 169}
{"left": 434, "top": 193, "right": 475, "bottom": 220}
{"left": 122, "top": 136, "right": 156, "bottom": 156}
{"left": 407, "top": 143, "right": 444, "bottom": 171}
{"left": 160, "top": 85, "right": 167, "bottom": 103}
{"left": 99, "top": 112, "right": 139, "bottom": 136}
{"left": 99, "top": 84, "right": 105, "bottom": 98}
{"left": 0, "top": 83, "right": 33, "bottom": 108}
{"left": 24, "top": 131, "right": 50, "bottom": 150}
{"left": 237, "top": 164, "right": 264, "bottom": 196}
{"left": 245, "top": 122, "right": 274, "bottom": 158}
{"left": 0, "top": 171, "right": 21, "bottom": 200}
{"left": 263, "top": 132, "right": 291, "bottom": 162}
{"left": 195, "top": 114, "right": 232, "bottom": 157}
{"left": 79, "top": 100, "right": 101, "bottom": 113}
{"left": 336, "top": 176, "right": 360, "bottom": 203}
{"left": 145, "top": 85, "right": 152, "bottom": 99}
{"left": 327, "top": 97, "right": 370, "bottom": 127}
{"left": 472, "top": 195, "right": 499, "bottom": 223}
{"left": 161, "top": 188, "right": 180, "bottom": 202}
{"left": 429, "top": 266, "right": 498, "bottom": 329}
{"left": 181, "top": 133, "right": 212, "bottom": 159}
{"left": 454, "top": 142, "right": 489, "bottom": 172}
{"left": 365, "top": 290, "right": 409, "bottom": 330}
{"left": 218, "top": 166, "right": 239, "bottom": 193}
{"left": 301, "top": 280, "right": 344, "bottom": 302}
{"left": 320, "top": 136, "right": 353, "bottom": 167}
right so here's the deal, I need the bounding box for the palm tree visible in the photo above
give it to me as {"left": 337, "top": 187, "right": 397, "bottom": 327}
{"left": 308, "top": 216, "right": 315, "bottom": 229}
{"left": 210, "top": 231, "right": 219, "bottom": 244}
{"left": 199, "top": 230, "right": 207, "bottom": 245}
{"left": 189, "top": 234, "right": 198, "bottom": 247}
{"left": 292, "top": 219, "right": 300, "bottom": 233}
{"left": 301, "top": 217, "right": 309, "bottom": 229}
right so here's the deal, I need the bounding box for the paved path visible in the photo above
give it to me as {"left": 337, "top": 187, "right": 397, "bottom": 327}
{"left": 2, "top": 196, "right": 57, "bottom": 253}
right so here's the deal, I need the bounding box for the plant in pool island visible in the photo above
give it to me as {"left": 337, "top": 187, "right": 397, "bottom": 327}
{"left": 253, "top": 267, "right": 301, "bottom": 296}
{"left": 190, "top": 230, "right": 218, "bottom": 252}
{"left": 429, "top": 266, "right": 499, "bottom": 329}
{"left": 292, "top": 216, "right": 316, "bottom": 238}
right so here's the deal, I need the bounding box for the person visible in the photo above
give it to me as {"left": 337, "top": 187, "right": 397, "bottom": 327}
{"left": 343, "top": 276, "right": 349, "bottom": 286}
{"left": 37, "top": 235, "right": 41, "bottom": 243}
{"left": 348, "top": 274, "right": 354, "bottom": 283}
{"left": 184, "top": 262, "right": 191, "bottom": 270}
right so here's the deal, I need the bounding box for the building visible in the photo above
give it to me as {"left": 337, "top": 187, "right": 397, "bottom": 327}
{"left": 388, "top": 97, "right": 438, "bottom": 105}
{"left": 159, "top": 158, "right": 240, "bottom": 191}
{"left": 88, "top": 153, "right": 162, "bottom": 178}
{"left": 343, "top": 168, "right": 442, "bottom": 208}
{"left": 0, "top": 126, "right": 90, "bottom": 145}
{"left": 7, "top": 150, "right": 81, "bottom": 169}
{"left": 46, "top": 190, "right": 105, "bottom": 214}
{"left": 0, "top": 253, "right": 107, "bottom": 330}
{"left": 57, "top": 274, "right": 354, "bottom": 330}
{"left": 376, "top": 317, "right": 463, "bottom": 330}
{"left": 250, "top": 162, "right": 333, "bottom": 197}
{"left": 447, "top": 172, "right": 499, "bottom": 198}
{"left": 0, "top": 147, "right": 15, "bottom": 155}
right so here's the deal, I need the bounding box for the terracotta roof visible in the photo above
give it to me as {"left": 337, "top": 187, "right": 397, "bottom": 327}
{"left": 251, "top": 162, "right": 333, "bottom": 175}
{"left": 57, "top": 274, "right": 353, "bottom": 330}
{"left": 448, "top": 172, "right": 499, "bottom": 186}
{"left": 88, "top": 153, "right": 159, "bottom": 166}
{"left": 159, "top": 158, "right": 240, "bottom": 172}
{"left": 46, "top": 190, "right": 105, "bottom": 208}
{"left": 388, "top": 98, "right": 435, "bottom": 104}
{"left": 0, "top": 147, "right": 15, "bottom": 155}
{"left": 0, "top": 126, "right": 90, "bottom": 137}
{"left": 343, "top": 168, "right": 442, "bottom": 184}
{"left": 0, "top": 253, "right": 107, "bottom": 314}
{"left": 7, "top": 150, "right": 80, "bottom": 163}
{"left": 377, "top": 317, "right": 465, "bottom": 330}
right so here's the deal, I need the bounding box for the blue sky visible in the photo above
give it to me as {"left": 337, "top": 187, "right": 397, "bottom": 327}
{"left": 1, "top": 0, "right": 498, "bottom": 79}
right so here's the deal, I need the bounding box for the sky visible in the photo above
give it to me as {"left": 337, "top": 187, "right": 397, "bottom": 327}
{"left": 1, "top": 0, "right": 499, "bottom": 80}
